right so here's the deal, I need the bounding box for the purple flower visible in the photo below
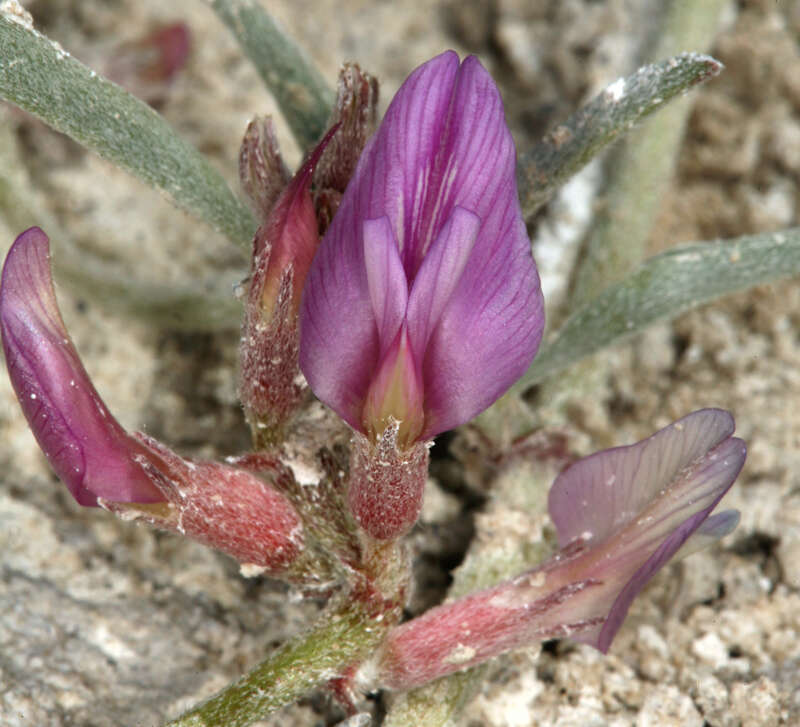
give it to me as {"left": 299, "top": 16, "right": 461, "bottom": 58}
{"left": 0, "top": 227, "right": 313, "bottom": 580}
{"left": 547, "top": 408, "right": 745, "bottom": 653}
{"left": 0, "top": 227, "right": 163, "bottom": 506}
{"left": 373, "top": 410, "right": 745, "bottom": 689}
{"left": 300, "top": 51, "right": 545, "bottom": 447}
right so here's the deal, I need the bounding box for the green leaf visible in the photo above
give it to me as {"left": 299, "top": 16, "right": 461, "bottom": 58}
{"left": 512, "top": 229, "right": 800, "bottom": 393}
{"left": 517, "top": 53, "right": 723, "bottom": 219}
{"left": 567, "top": 0, "right": 729, "bottom": 310}
{"left": 205, "top": 0, "right": 334, "bottom": 150}
{"left": 0, "top": 13, "right": 255, "bottom": 247}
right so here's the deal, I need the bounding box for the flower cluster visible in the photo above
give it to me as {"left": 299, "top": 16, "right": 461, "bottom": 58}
{"left": 0, "top": 50, "right": 744, "bottom": 715}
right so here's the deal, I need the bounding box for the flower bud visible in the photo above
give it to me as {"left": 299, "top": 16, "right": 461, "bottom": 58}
{"left": 238, "top": 125, "right": 338, "bottom": 442}
{"left": 238, "top": 115, "right": 291, "bottom": 222}
{"left": 313, "top": 62, "right": 379, "bottom": 229}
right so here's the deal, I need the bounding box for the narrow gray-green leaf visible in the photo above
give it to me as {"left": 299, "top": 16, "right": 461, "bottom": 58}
{"left": 0, "top": 13, "right": 255, "bottom": 246}
{"left": 512, "top": 229, "right": 800, "bottom": 392}
{"left": 205, "top": 0, "right": 334, "bottom": 150}
{"left": 517, "top": 53, "right": 722, "bottom": 219}
{"left": 569, "top": 0, "right": 729, "bottom": 310}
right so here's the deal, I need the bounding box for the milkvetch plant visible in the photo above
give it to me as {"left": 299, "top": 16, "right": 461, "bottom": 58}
{"left": 4, "top": 3, "right": 797, "bottom": 725}
{"left": 0, "top": 219, "right": 746, "bottom": 716}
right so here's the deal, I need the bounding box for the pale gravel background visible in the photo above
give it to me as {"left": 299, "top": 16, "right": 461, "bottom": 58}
{"left": 1, "top": 0, "right": 799, "bottom": 725}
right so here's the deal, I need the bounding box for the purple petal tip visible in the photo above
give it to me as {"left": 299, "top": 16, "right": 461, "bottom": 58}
{"left": 1, "top": 227, "right": 163, "bottom": 506}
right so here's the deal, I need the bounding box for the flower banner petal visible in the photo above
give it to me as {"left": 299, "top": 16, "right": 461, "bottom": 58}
{"left": 549, "top": 408, "right": 737, "bottom": 548}
{"left": 548, "top": 409, "right": 746, "bottom": 652}
{"left": 299, "top": 52, "right": 460, "bottom": 430}
{"left": 418, "top": 56, "right": 544, "bottom": 437}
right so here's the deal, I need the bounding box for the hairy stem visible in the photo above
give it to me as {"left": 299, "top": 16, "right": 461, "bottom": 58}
{"left": 166, "top": 595, "right": 386, "bottom": 727}
{"left": 167, "top": 536, "right": 409, "bottom": 727}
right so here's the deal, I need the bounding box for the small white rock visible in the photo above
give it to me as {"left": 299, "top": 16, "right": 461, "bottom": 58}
{"left": 692, "top": 631, "right": 730, "bottom": 670}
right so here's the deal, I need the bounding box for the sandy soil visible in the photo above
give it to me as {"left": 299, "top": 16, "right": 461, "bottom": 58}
{"left": 1, "top": 0, "right": 798, "bottom": 725}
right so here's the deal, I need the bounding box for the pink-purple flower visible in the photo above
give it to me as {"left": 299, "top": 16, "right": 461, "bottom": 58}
{"left": 0, "top": 227, "right": 312, "bottom": 581}
{"left": 373, "top": 409, "right": 745, "bottom": 689}
{"left": 547, "top": 408, "right": 744, "bottom": 653}
{"left": 299, "top": 51, "right": 545, "bottom": 447}
{"left": 0, "top": 227, "right": 163, "bottom": 506}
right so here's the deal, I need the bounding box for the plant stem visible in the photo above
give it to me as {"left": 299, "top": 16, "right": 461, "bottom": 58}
{"left": 165, "top": 594, "right": 387, "bottom": 727}
{"left": 166, "top": 533, "right": 409, "bottom": 727}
